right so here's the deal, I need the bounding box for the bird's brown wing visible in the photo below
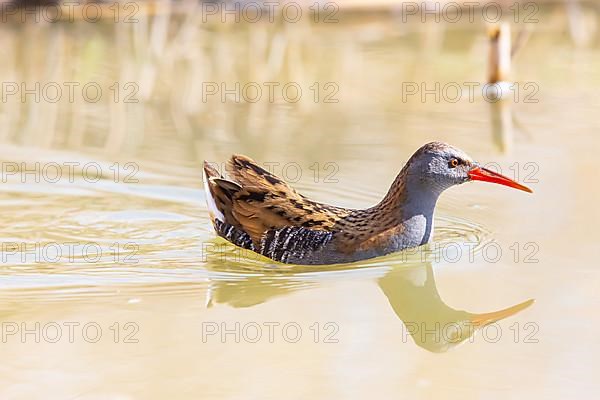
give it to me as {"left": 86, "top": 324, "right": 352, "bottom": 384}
{"left": 225, "top": 154, "right": 301, "bottom": 197}
{"left": 205, "top": 155, "right": 349, "bottom": 248}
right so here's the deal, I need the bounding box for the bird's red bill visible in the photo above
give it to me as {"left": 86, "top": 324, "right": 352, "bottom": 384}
{"left": 468, "top": 167, "right": 533, "bottom": 193}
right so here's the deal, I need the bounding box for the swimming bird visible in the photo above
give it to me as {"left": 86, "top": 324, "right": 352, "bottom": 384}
{"left": 203, "top": 142, "right": 531, "bottom": 265}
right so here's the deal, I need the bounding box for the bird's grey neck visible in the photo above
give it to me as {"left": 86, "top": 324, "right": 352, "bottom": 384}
{"left": 401, "top": 182, "right": 440, "bottom": 246}
{"left": 380, "top": 171, "right": 443, "bottom": 248}
{"left": 401, "top": 172, "right": 444, "bottom": 217}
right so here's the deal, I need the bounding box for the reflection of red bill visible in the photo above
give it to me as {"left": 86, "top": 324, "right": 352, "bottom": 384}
{"left": 470, "top": 299, "right": 535, "bottom": 327}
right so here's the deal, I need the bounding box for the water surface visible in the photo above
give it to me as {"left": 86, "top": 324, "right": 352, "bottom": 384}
{"left": 0, "top": 3, "right": 599, "bottom": 399}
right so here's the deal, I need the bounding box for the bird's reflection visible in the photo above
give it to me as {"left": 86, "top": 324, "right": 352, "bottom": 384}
{"left": 204, "top": 259, "right": 533, "bottom": 353}
{"left": 205, "top": 275, "right": 315, "bottom": 308}
{"left": 378, "top": 264, "right": 533, "bottom": 352}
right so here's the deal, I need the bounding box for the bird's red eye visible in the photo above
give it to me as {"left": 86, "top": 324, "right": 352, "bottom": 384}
{"left": 449, "top": 158, "right": 459, "bottom": 168}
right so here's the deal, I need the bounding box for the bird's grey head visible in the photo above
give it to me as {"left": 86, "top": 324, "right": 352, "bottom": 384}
{"left": 404, "top": 142, "right": 476, "bottom": 194}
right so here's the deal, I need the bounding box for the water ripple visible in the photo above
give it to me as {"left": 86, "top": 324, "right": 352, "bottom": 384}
{"left": 0, "top": 172, "right": 492, "bottom": 301}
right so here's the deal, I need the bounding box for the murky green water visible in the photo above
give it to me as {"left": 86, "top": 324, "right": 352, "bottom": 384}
{"left": 0, "top": 2, "right": 599, "bottom": 398}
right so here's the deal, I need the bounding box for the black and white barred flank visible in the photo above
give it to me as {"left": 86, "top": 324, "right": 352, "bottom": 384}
{"left": 259, "top": 226, "right": 334, "bottom": 263}
{"left": 214, "top": 220, "right": 333, "bottom": 263}
{"left": 214, "top": 219, "right": 256, "bottom": 251}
